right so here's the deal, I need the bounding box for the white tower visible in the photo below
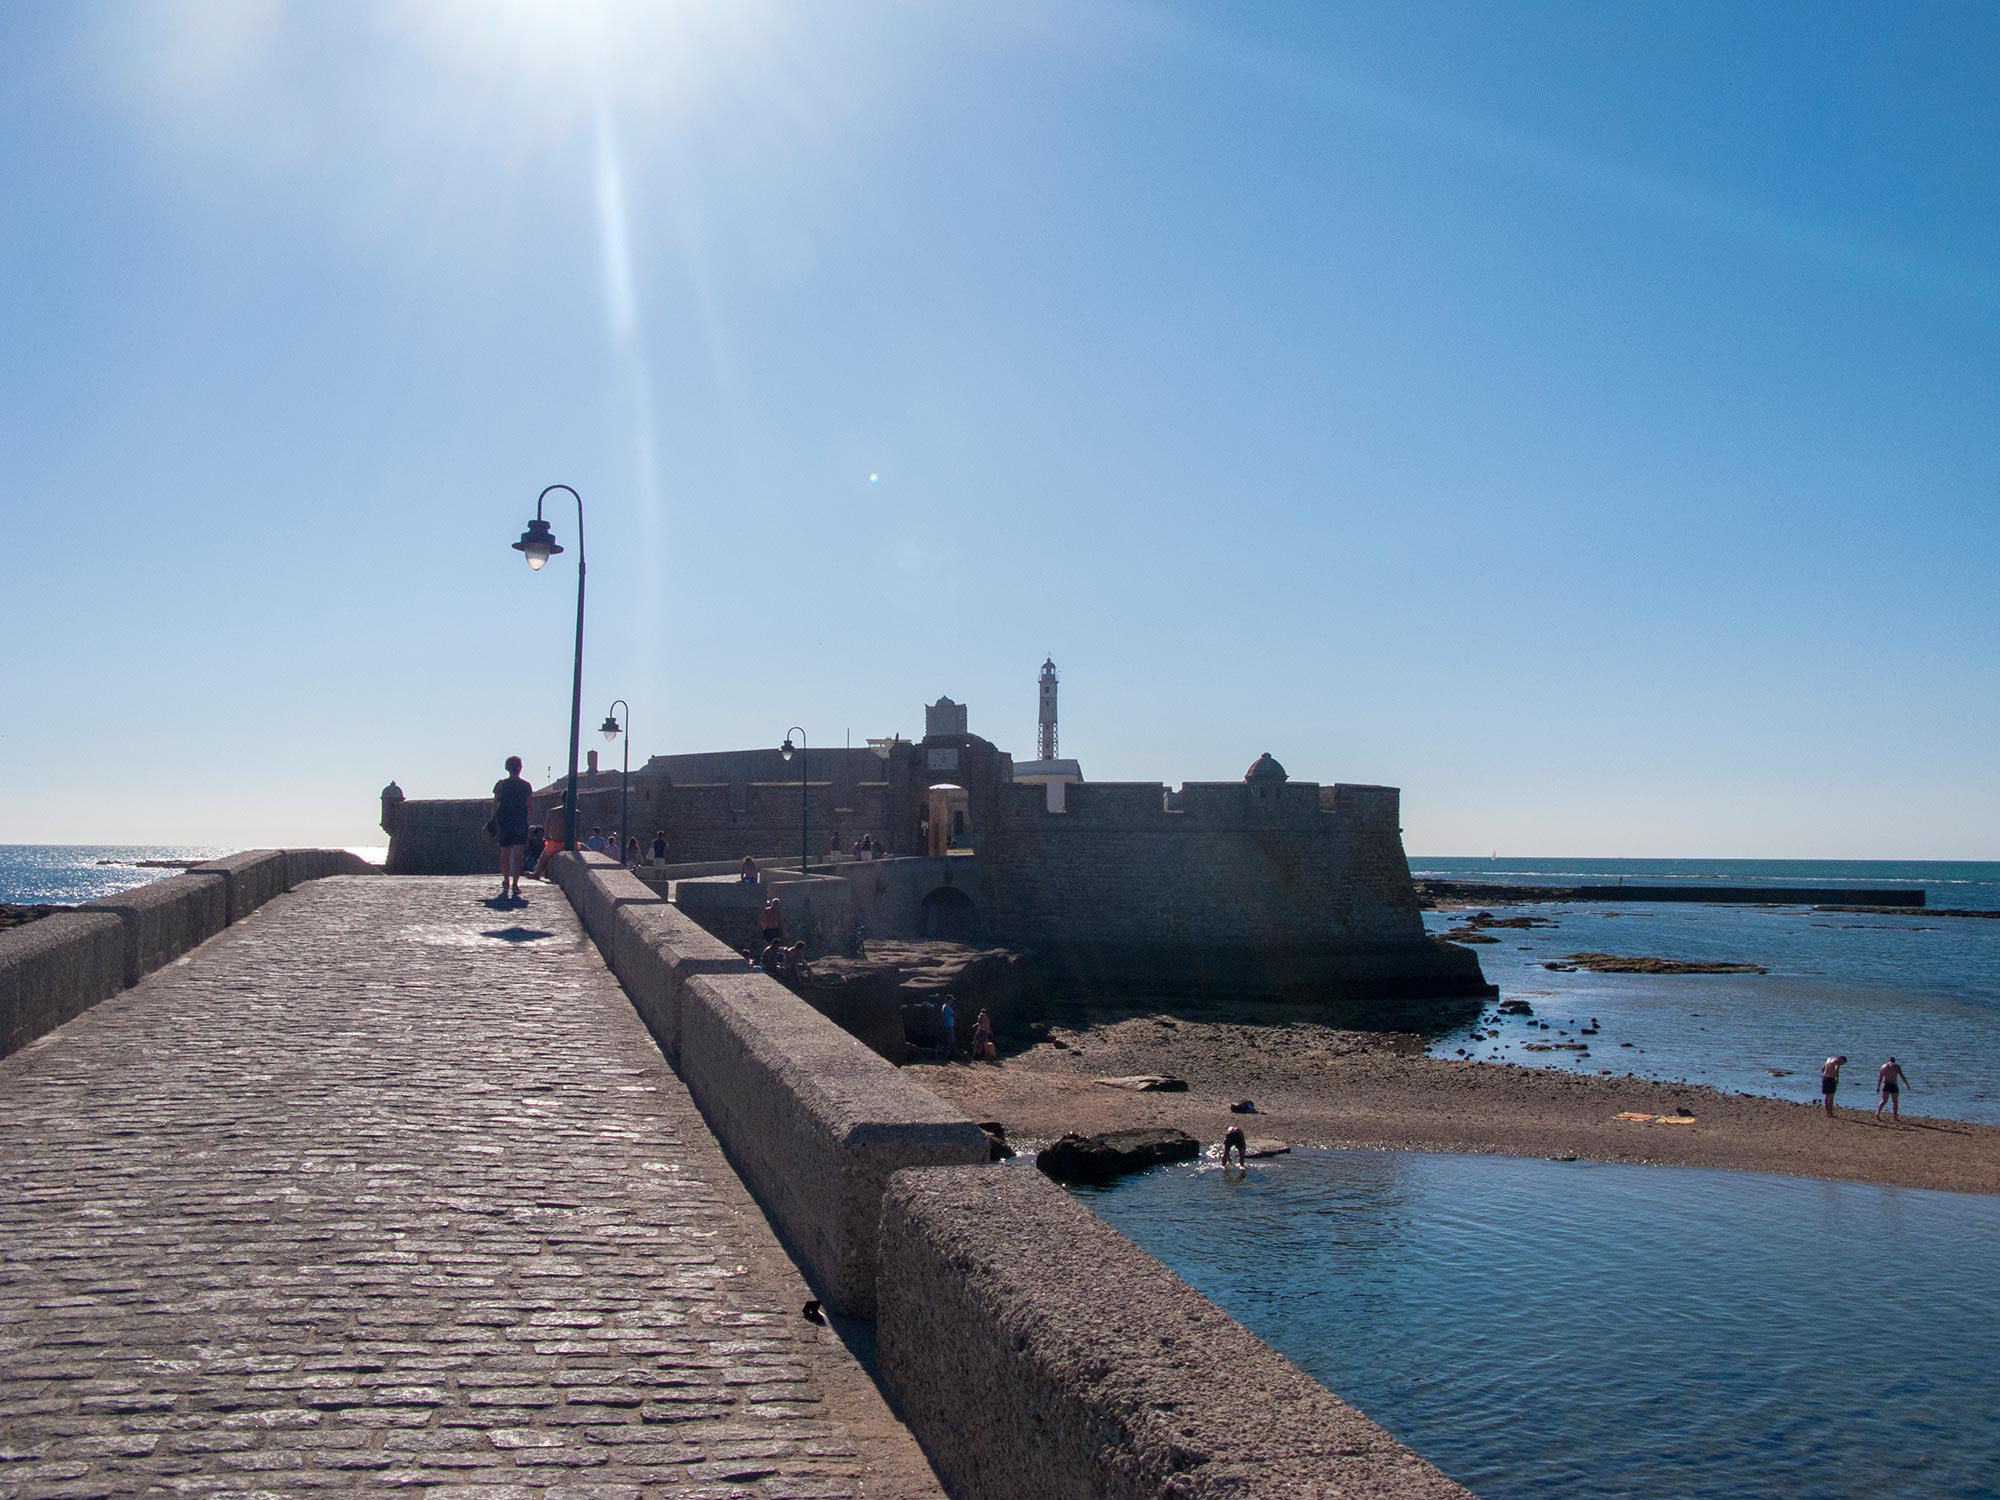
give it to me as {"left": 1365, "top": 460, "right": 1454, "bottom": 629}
{"left": 1037, "top": 657, "right": 1059, "bottom": 760}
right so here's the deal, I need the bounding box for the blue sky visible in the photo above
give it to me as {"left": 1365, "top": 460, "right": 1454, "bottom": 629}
{"left": 5, "top": 0, "right": 1996, "bottom": 856}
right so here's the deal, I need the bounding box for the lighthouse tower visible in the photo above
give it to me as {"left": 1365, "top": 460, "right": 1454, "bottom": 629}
{"left": 1037, "top": 657, "right": 1059, "bottom": 760}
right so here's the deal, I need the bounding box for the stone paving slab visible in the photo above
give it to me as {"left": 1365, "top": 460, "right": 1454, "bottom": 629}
{"left": 0, "top": 877, "right": 943, "bottom": 1500}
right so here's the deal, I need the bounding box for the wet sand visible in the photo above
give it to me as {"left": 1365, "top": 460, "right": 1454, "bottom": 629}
{"left": 913, "top": 1007, "right": 2000, "bottom": 1197}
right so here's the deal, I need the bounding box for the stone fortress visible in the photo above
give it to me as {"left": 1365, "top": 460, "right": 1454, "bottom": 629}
{"left": 386, "top": 662, "right": 1491, "bottom": 1001}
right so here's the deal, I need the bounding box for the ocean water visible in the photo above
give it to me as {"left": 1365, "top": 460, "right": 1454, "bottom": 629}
{"left": 0, "top": 846, "right": 388, "bottom": 906}
{"left": 1078, "top": 1148, "right": 2000, "bottom": 1500}
{"left": 1410, "top": 858, "right": 2000, "bottom": 1126}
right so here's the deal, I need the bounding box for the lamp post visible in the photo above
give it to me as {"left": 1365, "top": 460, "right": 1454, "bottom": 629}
{"left": 513, "top": 484, "right": 585, "bottom": 854}
{"left": 780, "top": 727, "right": 807, "bottom": 875}
{"left": 599, "top": 700, "right": 630, "bottom": 863}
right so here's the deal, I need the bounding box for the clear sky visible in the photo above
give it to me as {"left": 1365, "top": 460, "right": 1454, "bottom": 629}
{"left": 6, "top": 0, "right": 1996, "bottom": 857}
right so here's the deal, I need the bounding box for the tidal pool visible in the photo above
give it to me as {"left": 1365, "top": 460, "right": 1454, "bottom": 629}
{"left": 1075, "top": 1148, "right": 2000, "bottom": 1499}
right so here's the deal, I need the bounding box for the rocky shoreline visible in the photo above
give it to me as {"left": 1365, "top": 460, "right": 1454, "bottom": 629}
{"left": 910, "top": 1003, "right": 2000, "bottom": 1197}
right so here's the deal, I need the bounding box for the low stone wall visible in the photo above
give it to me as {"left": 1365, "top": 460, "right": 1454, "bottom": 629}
{"left": 1, "top": 851, "right": 377, "bottom": 1059}
{"left": 878, "top": 1166, "right": 1473, "bottom": 1500}
{"left": 0, "top": 913, "right": 126, "bottom": 1059}
{"left": 551, "top": 857, "right": 989, "bottom": 1315}
{"left": 83, "top": 872, "right": 230, "bottom": 987}
{"left": 196, "top": 850, "right": 291, "bottom": 924}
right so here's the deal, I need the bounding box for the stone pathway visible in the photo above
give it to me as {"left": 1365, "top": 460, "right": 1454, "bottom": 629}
{"left": 0, "top": 877, "right": 942, "bottom": 1500}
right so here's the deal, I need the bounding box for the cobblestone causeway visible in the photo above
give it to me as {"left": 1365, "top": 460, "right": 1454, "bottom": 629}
{"left": 0, "top": 878, "right": 943, "bottom": 1500}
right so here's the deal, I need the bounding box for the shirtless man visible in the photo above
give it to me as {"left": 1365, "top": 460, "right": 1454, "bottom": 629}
{"left": 1820, "top": 1055, "right": 1847, "bottom": 1117}
{"left": 1876, "top": 1057, "right": 1913, "bottom": 1121}
{"left": 1222, "top": 1125, "right": 1248, "bottom": 1169}
{"left": 761, "top": 894, "right": 784, "bottom": 951}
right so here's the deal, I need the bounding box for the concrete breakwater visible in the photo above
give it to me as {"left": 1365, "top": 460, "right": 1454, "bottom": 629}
{"left": 0, "top": 849, "right": 374, "bottom": 1059}
{"left": 1418, "top": 879, "right": 1926, "bottom": 907}
{"left": 549, "top": 850, "right": 1471, "bottom": 1498}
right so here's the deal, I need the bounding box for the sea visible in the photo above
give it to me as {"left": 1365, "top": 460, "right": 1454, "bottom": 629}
{"left": 0, "top": 845, "right": 388, "bottom": 906}
{"left": 1079, "top": 1148, "right": 2000, "bottom": 1500}
{"left": 1411, "top": 856, "right": 2000, "bottom": 1127}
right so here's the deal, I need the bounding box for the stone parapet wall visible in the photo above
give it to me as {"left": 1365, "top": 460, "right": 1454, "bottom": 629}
{"left": 1, "top": 851, "right": 377, "bottom": 1059}
{"left": 549, "top": 857, "right": 990, "bottom": 1315}
{"left": 878, "top": 1166, "right": 1474, "bottom": 1500}
{"left": 195, "top": 850, "right": 291, "bottom": 924}
{"left": 0, "top": 913, "right": 126, "bottom": 1059}
{"left": 83, "top": 873, "right": 230, "bottom": 988}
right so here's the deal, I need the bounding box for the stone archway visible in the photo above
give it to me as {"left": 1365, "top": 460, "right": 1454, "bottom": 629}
{"left": 924, "top": 784, "right": 972, "bottom": 855}
{"left": 919, "top": 885, "right": 975, "bottom": 942}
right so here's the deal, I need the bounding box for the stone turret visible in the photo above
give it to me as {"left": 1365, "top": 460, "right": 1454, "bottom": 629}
{"left": 1244, "top": 753, "right": 1287, "bottom": 784}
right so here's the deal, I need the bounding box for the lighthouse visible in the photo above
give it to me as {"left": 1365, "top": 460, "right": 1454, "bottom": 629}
{"left": 1037, "top": 657, "right": 1059, "bottom": 760}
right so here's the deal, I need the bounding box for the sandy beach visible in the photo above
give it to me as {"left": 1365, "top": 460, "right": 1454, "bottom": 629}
{"left": 912, "top": 1005, "right": 2000, "bottom": 1197}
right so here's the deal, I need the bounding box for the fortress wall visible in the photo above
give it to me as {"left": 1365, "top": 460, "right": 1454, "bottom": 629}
{"left": 2, "top": 852, "right": 378, "bottom": 1059}
{"left": 548, "top": 855, "right": 988, "bottom": 1315}
{"left": 674, "top": 873, "right": 855, "bottom": 956}
{"left": 878, "top": 1166, "right": 1473, "bottom": 1500}
{"left": 385, "top": 798, "right": 494, "bottom": 875}
{"left": 977, "top": 779, "right": 1484, "bottom": 995}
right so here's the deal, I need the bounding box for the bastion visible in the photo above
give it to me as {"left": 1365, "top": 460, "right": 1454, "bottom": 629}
{"left": 386, "top": 697, "right": 1492, "bottom": 1004}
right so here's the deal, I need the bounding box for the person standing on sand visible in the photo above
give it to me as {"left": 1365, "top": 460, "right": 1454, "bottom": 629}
{"left": 492, "top": 756, "right": 533, "bottom": 901}
{"left": 1820, "top": 1055, "right": 1847, "bottom": 1117}
{"left": 1876, "top": 1057, "right": 1913, "bottom": 1121}
{"left": 939, "top": 996, "right": 956, "bottom": 1061}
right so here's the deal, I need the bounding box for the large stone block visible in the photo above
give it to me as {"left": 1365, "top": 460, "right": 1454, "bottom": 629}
{"left": 195, "top": 849, "right": 290, "bottom": 923}
{"left": 606, "top": 900, "right": 745, "bottom": 1062}
{"left": 82, "top": 872, "right": 229, "bottom": 987}
{"left": 677, "top": 968, "right": 990, "bottom": 1315}
{"left": 581, "top": 866, "right": 663, "bottom": 944}
{"left": 0, "top": 912, "right": 126, "bottom": 1058}
{"left": 878, "top": 1167, "right": 1472, "bottom": 1500}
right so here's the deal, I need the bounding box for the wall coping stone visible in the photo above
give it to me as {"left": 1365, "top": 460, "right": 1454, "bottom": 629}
{"left": 878, "top": 1165, "right": 1473, "bottom": 1500}
{"left": 194, "top": 849, "right": 290, "bottom": 924}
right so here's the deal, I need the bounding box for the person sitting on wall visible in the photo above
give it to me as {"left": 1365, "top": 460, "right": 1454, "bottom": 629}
{"left": 740, "top": 854, "right": 759, "bottom": 883}
{"left": 761, "top": 894, "right": 784, "bottom": 951}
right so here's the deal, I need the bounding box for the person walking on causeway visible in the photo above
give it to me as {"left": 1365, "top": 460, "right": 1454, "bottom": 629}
{"left": 492, "top": 756, "right": 533, "bottom": 902}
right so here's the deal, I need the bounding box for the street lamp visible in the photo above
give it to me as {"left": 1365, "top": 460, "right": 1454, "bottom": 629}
{"left": 600, "top": 700, "right": 630, "bottom": 863}
{"left": 513, "top": 484, "right": 585, "bottom": 853}
{"left": 780, "top": 727, "right": 807, "bottom": 875}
